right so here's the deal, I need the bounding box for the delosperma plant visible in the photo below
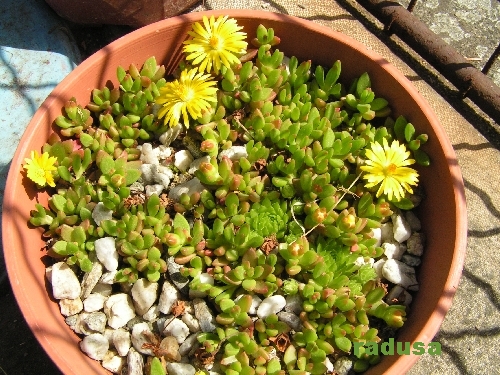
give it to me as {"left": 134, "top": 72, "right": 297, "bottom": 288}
{"left": 23, "top": 15, "right": 430, "bottom": 375}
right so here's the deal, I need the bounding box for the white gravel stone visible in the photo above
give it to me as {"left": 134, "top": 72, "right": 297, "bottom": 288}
{"left": 179, "top": 333, "right": 200, "bottom": 357}
{"left": 80, "top": 262, "right": 103, "bottom": 299}
{"left": 325, "top": 357, "right": 334, "bottom": 374}
{"left": 131, "top": 322, "right": 155, "bottom": 355}
{"left": 154, "top": 145, "right": 172, "bottom": 160}
{"left": 167, "top": 257, "right": 190, "bottom": 294}
{"left": 168, "top": 177, "right": 206, "bottom": 202}
{"left": 387, "top": 285, "right": 413, "bottom": 306}
{"left": 141, "top": 163, "right": 156, "bottom": 184}
{"left": 83, "top": 293, "right": 107, "bottom": 312}
{"left": 406, "top": 232, "right": 424, "bottom": 256}
{"left": 334, "top": 356, "right": 353, "bottom": 375}
{"left": 51, "top": 262, "right": 81, "bottom": 300}
{"left": 218, "top": 145, "right": 248, "bottom": 161}
{"left": 158, "top": 280, "right": 180, "bottom": 314}
{"left": 382, "top": 241, "right": 405, "bottom": 260}
{"left": 145, "top": 184, "right": 164, "bottom": 197}
{"left": 382, "top": 259, "right": 419, "bottom": 291}
{"left": 104, "top": 293, "right": 136, "bottom": 329}
{"left": 166, "top": 362, "right": 196, "bottom": 375}
{"left": 159, "top": 124, "right": 182, "bottom": 146}
{"left": 154, "top": 165, "right": 175, "bottom": 189}
{"left": 127, "top": 348, "right": 144, "bottom": 375}
{"left": 405, "top": 211, "right": 422, "bottom": 231}
{"left": 193, "top": 298, "right": 217, "bottom": 332}
{"left": 380, "top": 222, "right": 394, "bottom": 243}
{"left": 174, "top": 150, "right": 194, "bottom": 172}
{"left": 370, "top": 227, "right": 382, "bottom": 247}
{"left": 100, "top": 270, "right": 117, "bottom": 284}
{"left": 131, "top": 279, "right": 159, "bottom": 315}
{"left": 372, "top": 258, "right": 386, "bottom": 279}
{"left": 113, "top": 328, "right": 131, "bottom": 357}
{"left": 83, "top": 312, "right": 107, "bottom": 333}
{"left": 392, "top": 212, "right": 412, "bottom": 243}
{"left": 92, "top": 282, "right": 113, "bottom": 296}
{"left": 95, "top": 237, "right": 118, "bottom": 271}
{"left": 101, "top": 351, "right": 124, "bottom": 374}
{"left": 92, "top": 202, "right": 113, "bottom": 226}
{"left": 59, "top": 297, "right": 83, "bottom": 316}
{"left": 79, "top": 333, "right": 109, "bottom": 360}
{"left": 257, "top": 295, "right": 287, "bottom": 319}
{"left": 188, "top": 155, "right": 211, "bottom": 174}
{"left": 143, "top": 305, "right": 160, "bottom": 322}
{"left": 140, "top": 143, "right": 159, "bottom": 165}
{"left": 162, "top": 317, "right": 190, "bottom": 344}
{"left": 182, "top": 312, "right": 201, "bottom": 332}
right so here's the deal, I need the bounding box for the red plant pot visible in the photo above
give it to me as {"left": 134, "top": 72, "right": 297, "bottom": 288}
{"left": 3, "top": 10, "right": 467, "bottom": 375}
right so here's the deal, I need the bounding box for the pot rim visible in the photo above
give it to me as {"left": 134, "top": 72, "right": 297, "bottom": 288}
{"left": 3, "top": 9, "right": 467, "bottom": 375}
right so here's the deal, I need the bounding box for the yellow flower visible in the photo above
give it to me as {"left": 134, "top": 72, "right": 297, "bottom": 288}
{"left": 361, "top": 138, "right": 419, "bottom": 201}
{"left": 23, "top": 150, "right": 57, "bottom": 187}
{"left": 183, "top": 15, "right": 247, "bottom": 74}
{"left": 156, "top": 68, "right": 218, "bottom": 128}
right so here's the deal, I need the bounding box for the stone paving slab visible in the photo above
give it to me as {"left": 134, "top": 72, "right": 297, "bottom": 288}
{"left": 1, "top": 0, "right": 500, "bottom": 374}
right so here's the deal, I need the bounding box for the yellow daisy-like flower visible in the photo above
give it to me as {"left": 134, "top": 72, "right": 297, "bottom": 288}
{"left": 361, "top": 138, "right": 419, "bottom": 201}
{"left": 183, "top": 15, "right": 248, "bottom": 74}
{"left": 23, "top": 150, "right": 57, "bottom": 187}
{"left": 156, "top": 68, "right": 218, "bottom": 128}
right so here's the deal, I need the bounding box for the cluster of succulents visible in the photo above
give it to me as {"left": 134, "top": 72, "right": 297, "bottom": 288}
{"left": 24, "top": 16, "right": 430, "bottom": 375}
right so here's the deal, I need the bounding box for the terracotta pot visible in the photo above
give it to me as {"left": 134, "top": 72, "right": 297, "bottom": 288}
{"left": 3, "top": 9, "right": 467, "bottom": 375}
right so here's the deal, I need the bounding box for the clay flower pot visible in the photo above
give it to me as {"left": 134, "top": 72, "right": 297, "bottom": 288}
{"left": 3, "top": 9, "right": 467, "bottom": 375}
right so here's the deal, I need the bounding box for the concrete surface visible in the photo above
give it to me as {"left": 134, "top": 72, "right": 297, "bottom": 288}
{"left": 1, "top": 0, "right": 500, "bottom": 374}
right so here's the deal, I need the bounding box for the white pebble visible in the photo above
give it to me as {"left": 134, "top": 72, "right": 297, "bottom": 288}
{"left": 174, "top": 149, "right": 194, "bottom": 172}
{"left": 92, "top": 202, "right": 113, "bottom": 226}
{"left": 392, "top": 212, "right": 412, "bottom": 243}
{"left": 143, "top": 305, "right": 160, "bottom": 322}
{"left": 127, "top": 348, "right": 144, "bottom": 375}
{"left": 382, "top": 259, "right": 419, "bottom": 291}
{"left": 104, "top": 293, "right": 136, "bottom": 329}
{"left": 59, "top": 298, "right": 83, "bottom": 316}
{"left": 101, "top": 352, "right": 124, "bottom": 374}
{"left": 159, "top": 124, "right": 182, "bottom": 146}
{"left": 154, "top": 145, "right": 172, "bottom": 160}
{"left": 168, "top": 177, "right": 206, "bottom": 202}
{"left": 166, "top": 363, "right": 196, "bottom": 375}
{"left": 113, "top": 329, "right": 131, "bottom": 357}
{"left": 145, "top": 184, "right": 164, "bottom": 197}
{"left": 131, "top": 279, "right": 159, "bottom": 315}
{"left": 95, "top": 237, "right": 118, "bottom": 271}
{"left": 154, "top": 165, "right": 174, "bottom": 189}
{"left": 257, "top": 295, "right": 287, "bottom": 319}
{"left": 100, "top": 270, "right": 117, "bottom": 285}
{"left": 182, "top": 312, "right": 201, "bottom": 332}
{"left": 372, "top": 259, "right": 386, "bottom": 279}
{"left": 141, "top": 163, "right": 156, "bottom": 184}
{"left": 382, "top": 241, "right": 405, "bottom": 260}
{"left": 51, "top": 262, "right": 81, "bottom": 300}
{"left": 370, "top": 227, "right": 382, "bottom": 247}
{"left": 79, "top": 333, "right": 109, "bottom": 360}
{"left": 158, "top": 280, "right": 180, "bottom": 314}
{"left": 92, "top": 282, "right": 113, "bottom": 297}
{"left": 131, "top": 322, "right": 155, "bottom": 355}
{"left": 83, "top": 293, "right": 107, "bottom": 312}
{"left": 140, "top": 143, "right": 158, "bottom": 164}
{"left": 163, "top": 318, "right": 190, "bottom": 344}
{"left": 218, "top": 145, "right": 248, "bottom": 161}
